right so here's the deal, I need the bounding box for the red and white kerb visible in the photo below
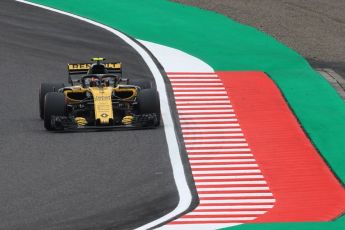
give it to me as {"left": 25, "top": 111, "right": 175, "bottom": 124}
{"left": 166, "top": 72, "right": 275, "bottom": 228}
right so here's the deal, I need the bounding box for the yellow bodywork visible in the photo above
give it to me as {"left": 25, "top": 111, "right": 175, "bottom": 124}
{"left": 64, "top": 85, "right": 137, "bottom": 125}
{"left": 89, "top": 87, "right": 114, "bottom": 124}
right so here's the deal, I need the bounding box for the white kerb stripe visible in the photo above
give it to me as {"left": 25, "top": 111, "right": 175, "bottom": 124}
{"left": 195, "top": 205, "right": 274, "bottom": 210}
{"left": 179, "top": 114, "right": 236, "bottom": 118}
{"left": 173, "top": 87, "right": 226, "bottom": 90}
{"left": 170, "top": 78, "right": 221, "bottom": 82}
{"left": 188, "top": 154, "right": 253, "bottom": 158}
{"left": 179, "top": 109, "right": 234, "bottom": 113}
{"left": 168, "top": 74, "right": 218, "bottom": 77}
{"left": 181, "top": 119, "right": 238, "bottom": 123}
{"left": 196, "top": 187, "right": 270, "bottom": 192}
{"left": 199, "top": 193, "right": 273, "bottom": 198}
{"left": 172, "top": 83, "right": 223, "bottom": 86}
{"left": 191, "top": 164, "right": 259, "bottom": 169}
{"left": 175, "top": 96, "right": 228, "bottom": 99}
{"left": 175, "top": 100, "right": 230, "bottom": 104}
{"left": 190, "top": 211, "right": 267, "bottom": 215}
{"left": 183, "top": 133, "right": 243, "bottom": 137}
{"left": 187, "top": 148, "right": 250, "bottom": 152}
{"left": 157, "top": 224, "right": 241, "bottom": 230}
{"left": 177, "top": 105, "right": 232, "bottom": 108}
{"left": 190, "top": 159, "right": 255, "bottom": 163}
{"left": 192, "top": 170, "right": 261, "bottom": 174}
{"left": 186, "top": 143, "right": 247, "bottom": 147}
{"left": 194, "top": 175, "right": 263, "bottom": 179}
{"left": 195, "top": 180, "right": 265, "bottom": 185}
{"left": 200, "top": 199, "right": 276, "bottom": 204}
{"left": 184, "top": 138, "right": 245, "bottom": 143}
{"left": 174, "top": 91, "right": 227, "bottom": 95}
{"left": 182, "top": 124, "right": 240, "bottom": 128}
{"left": 183, "top": 129, "right": 242, "bottom": 133}
{"left": 174, "top": 217, "right": 256, "bottom": 221}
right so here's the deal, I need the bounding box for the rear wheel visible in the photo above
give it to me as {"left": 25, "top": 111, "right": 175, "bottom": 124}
{"left": 137, "top": 89, "right": 160, "bottom": 126}
{"left": 39, "top": 83, "right": 64, "bottom": 119}
{"left": 44, "top": 92, "right": 66, "bottom": 130}
{"left": 128, "top": 79, "right": 152, "bottom": 89}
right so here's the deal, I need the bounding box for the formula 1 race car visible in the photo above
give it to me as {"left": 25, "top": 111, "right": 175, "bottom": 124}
{"left": 39, "top": 58, "right": 160, "bottom": 131}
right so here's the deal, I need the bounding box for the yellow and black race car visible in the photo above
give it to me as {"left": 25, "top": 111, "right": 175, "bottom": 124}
{"left": 39, "top": 58, "right": 160, "bottom": 131}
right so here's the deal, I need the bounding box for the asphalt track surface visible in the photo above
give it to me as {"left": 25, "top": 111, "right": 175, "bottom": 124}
{"left": 0, "top": 0, "right": 184, "bottom": 229}
{"left": 173, "top": 0, "right": 345, "bottom": 78}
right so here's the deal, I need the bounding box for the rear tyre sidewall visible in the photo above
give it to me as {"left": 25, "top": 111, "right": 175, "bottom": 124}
{"left": 128, "top": 79, "right": 152, "bottom": 89}
{"left": 44, "top": 92, "right": 66, "bottom": 130}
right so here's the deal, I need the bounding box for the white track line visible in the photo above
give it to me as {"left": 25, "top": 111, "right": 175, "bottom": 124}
{"left": 15, "top": 1, "right": 194, "bottom": 229}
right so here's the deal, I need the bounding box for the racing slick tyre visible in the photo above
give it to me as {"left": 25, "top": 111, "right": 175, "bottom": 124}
{"left": 44, "top": 92, "right": 66, "bottom": 130}
{"left": 39, "top": 83, "right": 64, "bottom": 119}
{"left": 128, "top": 79, "right": 152, "bottom": 89}
{"left": 137, "top": 89, "right": 161, "bottom": 126}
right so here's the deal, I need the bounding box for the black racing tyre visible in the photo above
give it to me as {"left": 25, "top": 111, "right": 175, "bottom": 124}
{"left": 128, "top": 79, "right": 152, "bottom": 89}
{"left": 44, "top": 92, "right": 66, "bottom": 130}
{"left": 137, "top": 89, "right": 161, "bottom": 126}
{"left": 39, "top": 83, "right": 64, "bottom": 119}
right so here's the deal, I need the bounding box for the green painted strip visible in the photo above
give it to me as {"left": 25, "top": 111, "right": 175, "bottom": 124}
{"left": 25, "top": 0, "right": 345, "bottom": 229}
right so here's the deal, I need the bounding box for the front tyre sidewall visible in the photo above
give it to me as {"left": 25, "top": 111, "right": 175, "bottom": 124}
{"left": 44, "top": 92, "right": 66, "bottom": 130}
{"left": 137, "top": 89, "right": 160, "bottom": 126}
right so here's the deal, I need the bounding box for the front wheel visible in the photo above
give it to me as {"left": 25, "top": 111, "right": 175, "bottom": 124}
{"left": 137, "top": 89, "right": 160, "bottom": 126}
{"left": 39, "top": 83, "right": 64, "bottom": 119}
{"left": 44, "top": 92, "right": 66, "bottom": 130}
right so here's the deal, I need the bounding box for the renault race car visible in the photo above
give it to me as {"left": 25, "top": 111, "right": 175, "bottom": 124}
{"left": 39, "top": 58, "right": 160, "bottom": 131}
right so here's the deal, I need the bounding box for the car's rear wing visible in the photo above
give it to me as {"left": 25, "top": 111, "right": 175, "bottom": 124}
{"left": 68, "top": 62, "right": 122, "bottom": 75}
{"left": 67, "top": 62, "right": 122, "bottom": 84}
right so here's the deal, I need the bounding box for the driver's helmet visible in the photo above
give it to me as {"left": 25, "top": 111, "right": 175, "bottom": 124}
{"left": 89, "top": 77, "right": 101, "bottom": 87}
{"left": 102, "top": 78, "right": 110, "bottom": 87}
